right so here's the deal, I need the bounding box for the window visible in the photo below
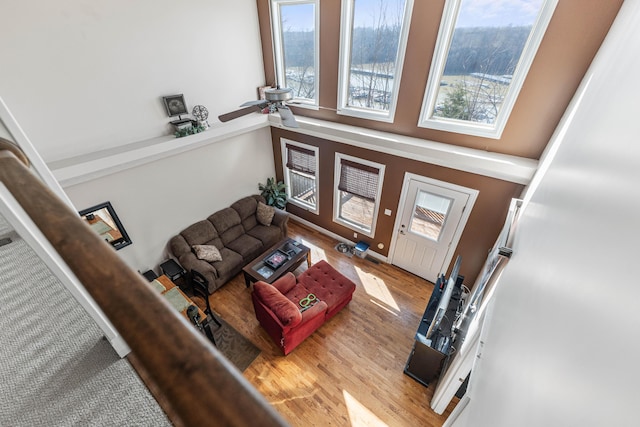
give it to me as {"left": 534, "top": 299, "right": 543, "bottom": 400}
{"left": 281, "top": 139, "right": 319, "bottom": 213}
{"left": 270, "top": 0, "right": 319, "bottom": 107}
{"left": 419, "top": 0, "right": 558, "bottom": 138}
{"left": 409, "top": 190, "right": 452, "bottom": 242}
{"left": 337, "top": 0, "right": 414, "bottom": 122}
{"left": 333, "top": 154, "right": 385, "bottom": 236}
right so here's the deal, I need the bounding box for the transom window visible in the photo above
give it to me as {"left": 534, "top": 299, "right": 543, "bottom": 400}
{"left": 281, "top": 139, "right": 319, "bottom": 214}
{"left": 418, "top": 0, "right": 558, "bottom": 138}
{"left": 333, "top": 153, "right": 385, "bottom": 237}
{"left": 337, "top": 0, "right": 414, "bottom": 122}
{"left": 270, "top": 0, "right": 319, "bottom": 106}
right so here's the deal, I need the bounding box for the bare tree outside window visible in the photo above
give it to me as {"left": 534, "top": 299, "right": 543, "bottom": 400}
{"left": 419, "top": 0, "right": 558, "bottom": 138}
{"left": 434, "top": 25, "right": 532, "bottom": 124}
{"left": 431, "top": 0, "right": 544, "bottom": 125}
{"left": 278, "top": 2, "right": 317, "bottom": 102}
{"left": 346, "top": 0, "right": 407, "bottom": 112}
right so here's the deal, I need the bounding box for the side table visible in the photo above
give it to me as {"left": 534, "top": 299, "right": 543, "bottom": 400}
{"left": 160, "top": 259, "right": 186, "bottom": 286}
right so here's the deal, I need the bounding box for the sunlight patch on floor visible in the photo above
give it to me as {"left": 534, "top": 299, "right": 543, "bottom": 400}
{"left": 299, "top": 238, "right": 327, "bottom": 262}
{"left": 354, "top": 266, "right": 400, "bottom": 313}
{"left": 368, "top": 299, "right": 398, "bottom": 315}
{"left": 343, "top": 390, "right": 388, "bottom": 427}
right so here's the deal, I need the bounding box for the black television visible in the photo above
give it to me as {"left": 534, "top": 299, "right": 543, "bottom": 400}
{"left": 425, "top": 255, "right": 462, "bottom": 342}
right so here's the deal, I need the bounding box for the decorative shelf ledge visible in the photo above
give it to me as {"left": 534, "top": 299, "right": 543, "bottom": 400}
{"left": 49, "top": 114, "right": 270, "bottom": 187}
{"left": 49, "top": 112, "right": 537, "bottom": 188}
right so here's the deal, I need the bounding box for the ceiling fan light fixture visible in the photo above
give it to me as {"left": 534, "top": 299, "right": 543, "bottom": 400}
{"left": 265, "top": 87, "right": 293, "bottom": 103}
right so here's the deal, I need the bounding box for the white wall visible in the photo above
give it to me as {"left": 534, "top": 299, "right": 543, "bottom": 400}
{"left": 453, "top": 3, "right": 639, "bottom": 426}
{"left": 63, "top": 128, "right": 275, "bottom": 272}
{"left": 0, "top": 0, "right": 266, "bottom": 162}
{"left": 0, "top": 0, "right": 275, "bottom": 272}
{"left": 0, "top": 120, "right": 10, "bottom": 140}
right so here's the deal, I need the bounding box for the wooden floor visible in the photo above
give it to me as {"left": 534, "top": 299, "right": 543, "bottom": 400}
{"left": 206, "top": 220, "right": 458, "bottom": 426}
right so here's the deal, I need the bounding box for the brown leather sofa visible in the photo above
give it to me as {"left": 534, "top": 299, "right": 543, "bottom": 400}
{"left": 169, "top": 195, "right": 289, "bottom": 293}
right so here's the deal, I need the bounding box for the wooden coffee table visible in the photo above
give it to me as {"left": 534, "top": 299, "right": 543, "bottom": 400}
{"left": 243, "top": 238, "right": 311, "bottom": 287}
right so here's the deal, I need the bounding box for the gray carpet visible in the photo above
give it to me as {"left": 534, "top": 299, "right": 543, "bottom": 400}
{"left": 0, "top": 220, "right": 171, "bottom": 426}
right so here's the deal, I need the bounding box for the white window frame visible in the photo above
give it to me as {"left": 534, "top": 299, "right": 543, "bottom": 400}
{"left": 418, "top": 0, "right": 558, "bottom": 139}
{"left": 337, "top": 0, "right": 414, "bottom": 123}
{"left": 333, "top": 153, "right": 385, "bottom": 237}
{"left": 280, "top": 138, "right": 319, "bottom": 214}
{"left": 270, "top": 0, "right": 320, "bottom": 109}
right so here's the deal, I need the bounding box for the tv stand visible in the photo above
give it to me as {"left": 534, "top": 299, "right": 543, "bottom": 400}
{"left": 404, "top": 274, "right": 463, "bottom": 387}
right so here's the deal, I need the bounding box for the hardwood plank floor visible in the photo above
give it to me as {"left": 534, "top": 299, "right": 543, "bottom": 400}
{"left": 208, "top": 220, "right": 459, "bottom": 426}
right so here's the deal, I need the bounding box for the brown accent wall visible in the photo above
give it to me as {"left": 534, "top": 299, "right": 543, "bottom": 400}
{"left": 272, "top": 127, "right": 523, "bottom": 284}
{"left": 258, "top": 0, "right": 622, "bottom": 159}
{"left": 259, "top": 0, "right": 622, "bottom": 284}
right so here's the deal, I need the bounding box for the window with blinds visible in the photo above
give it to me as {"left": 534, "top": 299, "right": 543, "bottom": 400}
{"left": 281, "top": 139, "right": 319, "bottom": 214}
{"left": 333, "top": 153, "right": 385, "bottom": 236}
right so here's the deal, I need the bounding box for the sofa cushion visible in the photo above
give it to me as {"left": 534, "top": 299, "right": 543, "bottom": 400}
{"left": 247, "top": 224, "right": 282, "bottom": 247}
{"left": 296, "top": 260, "right": 357, "bottom": 316}
{"left": 208, "top": 208, "right": 244, "bottom": 245}
{"left": 282, "top": 282, "right": 315, "bottom": 307}
{"left": 271, "top": 272, "right": 297, "bottom": 295}
{"left": 212, "top": 248, "right": 244, "bottom": 279}
{"left": 256, "top": 202, "right": 275, "bottom": 226}
{"left": 180, "top": 220, "right": 218, "bottom": 246}
{"left": 231, "top": 196, "right": 259, "bottom": 231}
{"left": 254, "top": 281, "right": 302, "bottom": 327}
{"left": 226, "top": 234, "right": 263, "bottom": 261}
{"left": 192, "top": 244, "right": 222, "bottom": 262}
{"left": 231, "top": 196, "right": 258, "bottom": 219}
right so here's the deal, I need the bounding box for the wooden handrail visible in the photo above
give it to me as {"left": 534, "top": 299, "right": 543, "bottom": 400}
{"left": 0, "top": 145, "right": 289, "bottom": 427}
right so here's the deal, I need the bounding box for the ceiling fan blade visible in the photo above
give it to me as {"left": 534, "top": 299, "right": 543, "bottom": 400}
{"left": 240, "top": 100, "right": 269, "bottom": 108}
{"left": 218, "top": 105, "right": 263, "bottom": 123}
{"left": 276, "top": 105, "right": 299, "bottom": 128}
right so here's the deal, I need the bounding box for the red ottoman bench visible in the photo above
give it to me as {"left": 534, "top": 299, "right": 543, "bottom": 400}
{"left": 251, "top": 260, "right": 356, "bottom": 355}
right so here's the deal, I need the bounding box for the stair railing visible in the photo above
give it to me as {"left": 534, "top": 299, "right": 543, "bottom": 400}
{"left": 0, "top": 140, "right": 288, "bottom": 427}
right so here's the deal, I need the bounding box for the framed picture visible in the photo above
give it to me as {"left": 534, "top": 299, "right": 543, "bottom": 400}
{"left": 162, "top": 94, "right": 188, "bottom": 117}
{"left": 79, "top": 201, "right": 132, "bottom": 250}
{"left": 264, "top": 249, "right": 289, "bottom": 270}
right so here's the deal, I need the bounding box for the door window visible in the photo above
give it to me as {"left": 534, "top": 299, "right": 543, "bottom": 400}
{"left": 409, "top": 190, "right": 452, "bottom": 242}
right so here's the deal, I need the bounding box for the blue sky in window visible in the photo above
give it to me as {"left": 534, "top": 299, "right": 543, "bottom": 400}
{"left": 456, "top": 0, "right": 543, "bottom": 28}
{"left": 353, "top": 0, "right": 405, "bottom": 28}
{"left": 280, "top": 3, "right": 314, "bottom": 31}
{"left": 279, "top": 0, "right": 542, "bottom": 31}
{"left": 279, "top": 0, "right": 406, "bottom": 31}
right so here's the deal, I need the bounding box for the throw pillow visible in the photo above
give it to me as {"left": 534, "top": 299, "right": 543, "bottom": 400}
{"left": 254, "top": 282, "right": 302, "bottom": 327}
{"left": 192, "top": 244, "right": 222, "bottom": 262}
{"left": 256, "top": 201, "right": 276, "bottom": 226}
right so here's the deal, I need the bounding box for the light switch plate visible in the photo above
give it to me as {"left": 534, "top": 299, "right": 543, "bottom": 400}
{"left": 384, "top": 209, "right": 392, "bottom": 216}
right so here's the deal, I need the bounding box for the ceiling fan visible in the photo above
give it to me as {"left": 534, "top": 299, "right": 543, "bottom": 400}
{"left": 218, "top": 87, "right": 299, "bottom": 128}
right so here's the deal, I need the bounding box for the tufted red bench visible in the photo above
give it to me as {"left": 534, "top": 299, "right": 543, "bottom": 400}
{"left": 251, "top": 260, "right": 356, "bottom": 355}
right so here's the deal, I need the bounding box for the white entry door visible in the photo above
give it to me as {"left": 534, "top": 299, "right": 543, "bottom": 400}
{"left": 391, "top": 174, "right": 477, "bottom": 283}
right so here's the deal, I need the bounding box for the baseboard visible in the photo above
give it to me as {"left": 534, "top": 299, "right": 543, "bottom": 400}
{"left": 107, "top": 334, "right": 131, "bottom": 358}
{"left": 288, "top": 214, "right": 388, "bottom": 264}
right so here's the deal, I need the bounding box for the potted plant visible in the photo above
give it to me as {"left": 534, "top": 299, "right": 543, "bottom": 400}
{"left": 259, "top": 177, "right": 287, "bottom": 209}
